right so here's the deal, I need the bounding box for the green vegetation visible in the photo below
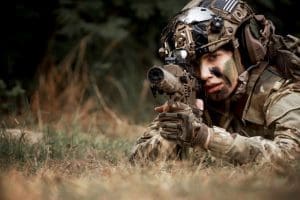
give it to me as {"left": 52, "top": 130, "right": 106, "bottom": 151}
{"left": 0, "top": 125, "right": 299, "bottom": 200}
{"left": 4, "top": 0, "right": 300, "bottom": 123}
{"left": 0, "top": 126, "right": 134, "bottom": 170}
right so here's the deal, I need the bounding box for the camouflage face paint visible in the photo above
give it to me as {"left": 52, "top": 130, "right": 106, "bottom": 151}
{"left": 222, "top": 57, "right": 238, "bottom": 86}
{"left": 209, "top": 64, "right": 233, "bottom": 86}
{"left": 209, "top": 67, "right": 222, "bottom": 78}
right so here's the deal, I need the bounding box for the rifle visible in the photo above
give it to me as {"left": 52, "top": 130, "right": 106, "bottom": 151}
{"left": 147, "top": 60, "right": 201, "bottom": 113}
{"left": 147, "top": 60, "right": 202, "bottom": 158}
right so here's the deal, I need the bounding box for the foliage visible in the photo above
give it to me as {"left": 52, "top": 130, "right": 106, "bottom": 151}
{"left": 5, "top": 0, "right": 300, "bottom": 123}
{"left": 49, "top": 0, "right": 189, "bottom": 122}
{"left": 0, "top": 126, "right": 135, "bottom": 169}
{"left": 0, "top": 79, "right": 26, "bottom": 113}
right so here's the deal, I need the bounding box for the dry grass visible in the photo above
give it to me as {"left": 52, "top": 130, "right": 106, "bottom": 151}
{"left": 1, "top": 129, "right": 299, "bottom": 200}
{"left": 1, "top": 158, "right": 299, "bottom": 200}
{"left": 1, "top": 120, "right": 299, "bottom": 200}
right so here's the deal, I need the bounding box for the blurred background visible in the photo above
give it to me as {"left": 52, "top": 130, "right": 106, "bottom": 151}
{"left": 2, "top": 0, "right": 300, "bottom": 127}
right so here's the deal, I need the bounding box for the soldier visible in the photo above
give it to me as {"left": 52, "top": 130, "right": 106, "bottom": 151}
{"left": 130, "top": 0, "right": 300, "bottom": 166}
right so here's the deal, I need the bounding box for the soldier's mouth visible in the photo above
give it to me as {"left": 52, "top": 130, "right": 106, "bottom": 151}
{"left": 205, "top": 83, "right": 223, "bottom": 94}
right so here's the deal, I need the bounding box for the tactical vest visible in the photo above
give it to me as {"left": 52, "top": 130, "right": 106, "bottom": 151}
{"left": 269, "top": 34, "right": 300, "bottom": 81}
{"left": 238, "top": 63, "right": 285, "bottom": 138}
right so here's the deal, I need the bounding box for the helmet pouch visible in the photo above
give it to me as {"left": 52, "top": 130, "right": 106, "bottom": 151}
{"left": 244, "top": 24, "right": 267, "bottom": 64}
{"left": 242, "top": 15, "right": 275, "bottom": 64}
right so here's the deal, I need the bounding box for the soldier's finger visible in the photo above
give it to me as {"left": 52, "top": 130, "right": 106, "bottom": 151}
{"left": 160, "top": 131, "right": 178, "bottom": 140}
{"left": 195, "top": 99, "right": 204, "bottom": 110}
{"left": 159, "top": 112, "right": 177, "bottom": 118}
{"left": 160, "top": 122, "right": 181, "bottom": 129}
{"left": 154, "top": 102, "right": 170, "bottom": 113}
{"left": 158, "top": 117, "right": 180, "bottom": 124}
{"left": 155, "top": 105, "right": 167, "bottom": 113}
{"left": 161, "top": 127, "right": 179, "bottom": 133}
{"left": 168, "top": 102, "right": 190, "bottom": 112}
{"left": 158, "top": 112, "right": 186, "bottom": 121}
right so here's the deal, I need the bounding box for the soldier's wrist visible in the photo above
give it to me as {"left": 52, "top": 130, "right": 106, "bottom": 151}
{"left": 191, "top": 124, "right": 212, "bottom": 149}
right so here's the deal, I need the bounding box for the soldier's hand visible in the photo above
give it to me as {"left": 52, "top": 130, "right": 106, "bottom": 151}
{"left": 155, "top": 99, "right": 204, "bottom": 113}
{"left": 157, "top": 102, "right": 210, "bottom": 148}
{"left": 158, "top": 112, "right": 194, "bottom": 146}
{"left": 154, "top": 102, "right": 170, "bottom": 113}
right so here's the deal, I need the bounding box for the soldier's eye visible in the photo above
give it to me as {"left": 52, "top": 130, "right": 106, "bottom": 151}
{"left": 209, "top": 67, "right": 222, "bottom": 77}
{"left": 207, "top": 54, "right": 218, "bottom": 61}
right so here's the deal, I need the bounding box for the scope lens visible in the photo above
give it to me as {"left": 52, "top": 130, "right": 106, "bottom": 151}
{"left": 148, "top": 68, "right": 164, "bottom": 83}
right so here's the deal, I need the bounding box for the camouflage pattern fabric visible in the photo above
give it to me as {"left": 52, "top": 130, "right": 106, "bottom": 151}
{"left": 214, "top": 81, "right": 300, "bottom": 165}
{"left": 129, "top": 117, "right": 183, "bottom": 165}
{"left": 129, "top": 68, "right": 300, "bottom": 166}
{"left": 129, "top": 102, "right": 200, "bottom": 164}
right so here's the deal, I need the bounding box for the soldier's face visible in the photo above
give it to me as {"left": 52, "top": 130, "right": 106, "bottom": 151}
{"left": 199, "top": 49, "right": 238, "bottom": 101}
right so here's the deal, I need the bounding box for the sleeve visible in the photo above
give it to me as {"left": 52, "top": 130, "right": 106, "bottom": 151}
{"left": 129, "top": 117, "right": 181, "bottom": 164}
{"left": 206, "top": 90, "right": 300, "bottom": 165}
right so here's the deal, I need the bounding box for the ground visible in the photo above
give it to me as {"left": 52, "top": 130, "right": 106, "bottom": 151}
{"left": 0, "top": 121, "right": 299, "bottom": 200}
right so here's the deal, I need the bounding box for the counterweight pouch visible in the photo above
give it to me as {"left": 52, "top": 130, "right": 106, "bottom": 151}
{"left": 269, "top": 34, "right": 300, "bottom": 81}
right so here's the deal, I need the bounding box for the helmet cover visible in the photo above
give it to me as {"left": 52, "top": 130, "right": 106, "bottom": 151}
{"left": 160, "top": 0, "right": 254, "bottom": 63}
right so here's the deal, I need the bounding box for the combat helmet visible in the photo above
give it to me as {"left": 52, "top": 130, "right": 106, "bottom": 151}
{"left": 159, "top": 0, "right": 275, "bottom": 73}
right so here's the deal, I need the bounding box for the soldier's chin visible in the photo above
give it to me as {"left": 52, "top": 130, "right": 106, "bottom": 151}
{"left": 208, "top": 89, "right": 230, "bottom": 101}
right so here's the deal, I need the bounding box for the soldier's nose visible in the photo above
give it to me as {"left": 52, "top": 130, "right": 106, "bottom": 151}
{"left": 200, "top": 65, "right": 213, "bottom": 81}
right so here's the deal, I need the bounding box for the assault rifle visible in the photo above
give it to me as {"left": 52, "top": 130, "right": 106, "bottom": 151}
{"left": 147, "top": 59, "right": 202, "bottom": 157}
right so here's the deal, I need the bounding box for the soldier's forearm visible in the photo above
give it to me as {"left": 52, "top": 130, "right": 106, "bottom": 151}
{"left": 205, "top": 126, "right": 300, "bottom": 165}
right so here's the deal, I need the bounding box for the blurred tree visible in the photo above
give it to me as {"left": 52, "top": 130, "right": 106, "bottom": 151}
{"left": 7, "top": 1, "right": 57, "bottom": 88}
{"left": 3, "top": 0, "right": 300, "bottom": 122}
{"left": 0, "top": 0, "right": 58, "bottom": 114}
{"left": 47, "top": 0, "right": 190, "bottom": 122}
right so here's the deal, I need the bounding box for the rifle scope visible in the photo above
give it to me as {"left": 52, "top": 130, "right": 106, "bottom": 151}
{"left": 147, "top": 66, "right": 183, "bottom": 94}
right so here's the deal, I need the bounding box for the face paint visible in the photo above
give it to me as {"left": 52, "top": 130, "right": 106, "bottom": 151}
{"left": 199, "top": 49, "right": 239, "bottom": 102}
{"left": 209, "top": 66, "right": 232, "bottom": 86}
{"left": 209, "top": 67, "right": 222, "bottom": 77}
{"left": 222, "top": 57, "right": 238, "bottom": 87}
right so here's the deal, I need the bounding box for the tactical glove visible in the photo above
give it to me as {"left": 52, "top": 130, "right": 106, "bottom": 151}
{"left": 158, "top": 102, "right": 211, "bottom": 149}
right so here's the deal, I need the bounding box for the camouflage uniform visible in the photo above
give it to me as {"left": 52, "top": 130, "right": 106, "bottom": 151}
{"left": 130, "top": 0, "right": 300, "bottom": 166}
{"left": 130, "top": 63, "right": 300, "bottom": 165}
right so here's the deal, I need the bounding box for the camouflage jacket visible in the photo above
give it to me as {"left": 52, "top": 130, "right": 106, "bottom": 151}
{"left": 205, "top": 63, "right": 300, "bottom": 165}
{"left": 130, "top": 63, "right": 300, "bottom": 166}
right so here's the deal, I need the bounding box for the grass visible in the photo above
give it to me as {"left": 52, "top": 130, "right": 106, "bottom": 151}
{"left": 0, "top": 124, "right": 299, "bottom": 200}
{"left": 0, "top": 123, "right": 137, "bottom": 169}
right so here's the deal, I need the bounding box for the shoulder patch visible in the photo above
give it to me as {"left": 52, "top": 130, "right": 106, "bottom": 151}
{"left": 266, "top": 92, "right": 300, "bottom": 127}
{"left": 243, "top": 66, "right": 283, "bottom": 125}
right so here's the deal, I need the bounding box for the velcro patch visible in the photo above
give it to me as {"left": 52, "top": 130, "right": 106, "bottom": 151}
{"left": 266, "top": 92, "right": 300, "bottom": 128}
